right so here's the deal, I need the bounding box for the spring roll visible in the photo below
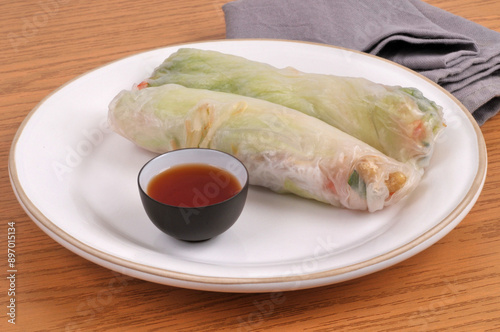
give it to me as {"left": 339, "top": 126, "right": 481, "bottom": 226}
{"left": 109, "top": 84, "right": 421, "bottom": 212}
{"left": 142, "top": 48, "right": 445, "bottom": 167}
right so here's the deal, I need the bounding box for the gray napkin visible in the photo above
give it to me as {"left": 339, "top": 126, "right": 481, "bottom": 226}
{"left": 223, "top": 0, "right": 500, "bottom": 125}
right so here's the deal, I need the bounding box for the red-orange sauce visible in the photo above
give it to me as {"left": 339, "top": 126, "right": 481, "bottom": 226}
{"left": 147, "top": 163, "right": 242, "bottom": 207}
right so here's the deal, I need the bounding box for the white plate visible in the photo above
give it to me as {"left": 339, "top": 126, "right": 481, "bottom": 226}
{"left": 9, "top": 40, "right": 487, "bottom": 292}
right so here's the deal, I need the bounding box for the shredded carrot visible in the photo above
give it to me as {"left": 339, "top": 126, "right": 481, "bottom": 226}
{"left": 412, "top": 120, "right": 426, "bottom": 141}
{"left": 137, "top": 81, "right": 148, "bottom": 90}
{"left": 325, "top": 178, "right": 337, "bottom": 195}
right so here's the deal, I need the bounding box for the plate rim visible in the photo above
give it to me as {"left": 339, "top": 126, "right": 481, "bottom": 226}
{"left": 8, "top": 38, "right": 488, "bottom": 286}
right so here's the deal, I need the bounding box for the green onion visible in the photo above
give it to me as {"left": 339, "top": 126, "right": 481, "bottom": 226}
{"left": 348, "top": 170, "right": 367, "bottom": 198}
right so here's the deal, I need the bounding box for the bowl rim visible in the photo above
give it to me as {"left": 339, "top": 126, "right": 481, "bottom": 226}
{"left": 137, "top": 148, "right": 250, "bottom": 209}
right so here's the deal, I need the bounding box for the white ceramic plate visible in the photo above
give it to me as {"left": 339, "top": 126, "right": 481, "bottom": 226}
{"left": 9, "top": 40, "right": 487, "bottom": 292}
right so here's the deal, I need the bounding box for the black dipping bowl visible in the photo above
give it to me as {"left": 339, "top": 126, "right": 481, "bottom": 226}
{"left": 138, "top": 148, "right": 249, "bottom": 242}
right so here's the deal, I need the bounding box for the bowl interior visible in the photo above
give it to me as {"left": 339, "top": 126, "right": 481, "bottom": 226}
{"left": 138, "top": 149, "right": 248, "bottom": 200}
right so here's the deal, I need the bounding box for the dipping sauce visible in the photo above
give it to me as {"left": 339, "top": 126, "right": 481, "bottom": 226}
{"left": 147, "top": 163, "right": 242, "bottom": 207}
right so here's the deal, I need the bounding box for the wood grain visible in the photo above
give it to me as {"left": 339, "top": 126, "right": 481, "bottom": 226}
{"left": 1, "top": 0, "right": 500, "bottom": 331}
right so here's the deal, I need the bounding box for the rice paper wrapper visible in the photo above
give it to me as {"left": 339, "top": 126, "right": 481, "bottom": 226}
{"left": 108, "top": 84, "right": 422, "bottom": 212}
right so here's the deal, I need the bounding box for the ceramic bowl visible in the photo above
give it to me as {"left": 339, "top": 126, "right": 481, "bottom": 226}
{"left": 138, "top": 148, "right": 249, "bottom": 241}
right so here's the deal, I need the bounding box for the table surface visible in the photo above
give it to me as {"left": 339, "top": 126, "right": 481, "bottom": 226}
{"left": 2, "top": 0, "right": 500, "bottom": 331}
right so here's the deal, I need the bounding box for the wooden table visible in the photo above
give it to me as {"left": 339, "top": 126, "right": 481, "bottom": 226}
{"left": 2, "top": 1, "right": 499, "bottom": 330}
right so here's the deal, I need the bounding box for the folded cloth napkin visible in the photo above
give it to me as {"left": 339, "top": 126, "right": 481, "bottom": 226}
{"left": 223, "top": 0, "right": 500, "bottom": 125}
